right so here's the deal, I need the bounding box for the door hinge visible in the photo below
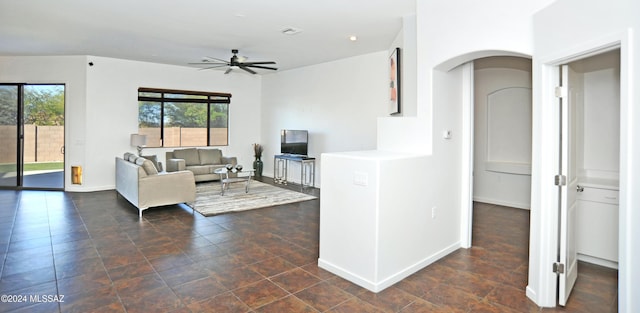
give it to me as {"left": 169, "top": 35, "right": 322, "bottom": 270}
{"left": 555, "top": 86, "right": 567, "bottom": 98}
{"left": 553, "top": 262, "right": 565, "bottom": 274}
{"left": 554, "top": 175, "right": 567, "bottom": 186}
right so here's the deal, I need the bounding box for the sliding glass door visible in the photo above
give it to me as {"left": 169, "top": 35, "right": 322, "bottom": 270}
{"left": 0, "top": 85, "right": 20, "bottom": 187}
{"left": 0, "top": 84, "right": 65, "bottom": 190}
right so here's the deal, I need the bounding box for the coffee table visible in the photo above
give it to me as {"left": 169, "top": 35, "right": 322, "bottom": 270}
{"left": 213, "top": 168, "right": 255, "bottom": 195}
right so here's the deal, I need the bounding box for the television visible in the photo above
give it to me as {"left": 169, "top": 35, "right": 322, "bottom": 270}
{"left": 280, "top": 129, "right": 308, "bottom": 156}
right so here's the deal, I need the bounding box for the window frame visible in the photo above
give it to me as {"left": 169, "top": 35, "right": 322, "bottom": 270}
{"left": 137, "top": 87, "right": 231, "bottom": 147}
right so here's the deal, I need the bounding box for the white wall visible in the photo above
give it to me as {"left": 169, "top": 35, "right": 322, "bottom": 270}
{"left": 378, "top": 0, "right": 560, "bottom": 308}
{"left": 377, "top": 14, "right": 429, "bottom": 155}
{"left": 375, "top": 0, "right": 551, "bottom": 286}
{"left": 376, "top": 0, "right": 548, "bottom": 263}
{"left": 378, "top": 0, "right": 552, "bottom": 231}
{"left": 0, "top": 55, "right": 262, "bottom": 191}
{"left": 430, "top": 65, "right": 464, "bottom": 243}
{"left": 1, "top": 51, "right": 390, "bottom": 191}
{"left": 389, "top": 14, "right": 418, "bottom": 117}
{"left": 473, "top": 58, "right": 532, "bottom": 209}
{"left": 261, "top": 51, "right": 388, "bottom": 186}
{"left": 530, "top": 0, "right": 639, "bottom": 310}
{"left": 573, "top": 51, "right": 620, "bottom": 179}
{"left": 319, "top": 151, "right": 458, "bottom": 292}
{"left": 0, "top": 56, "right": 88, "bottom": 190}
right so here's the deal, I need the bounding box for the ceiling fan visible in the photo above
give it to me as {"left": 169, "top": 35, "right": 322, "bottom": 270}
{"left": 189, "top": 49, "right": 277, "bottom": 74}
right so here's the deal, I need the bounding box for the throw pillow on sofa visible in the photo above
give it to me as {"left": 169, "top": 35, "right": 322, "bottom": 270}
{"left": 135, "top": 157, "right": 158, "bottom": 175}
{"left": 173, "top": 148, "right": 200, "bottom": 166}
{"left": 199, "top": 149, "right": 222, "bottom": 165}
{"left": 128, "top": 153, "right": 138, "bottom": 163}
{"left": 141, "top": 155, "right": 163, "bottom": 172}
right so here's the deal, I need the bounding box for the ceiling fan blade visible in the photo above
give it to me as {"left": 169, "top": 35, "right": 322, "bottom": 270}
{"left": 188, "top": 61, "right": 227, "bottom": 65}
{"left": 224, "top": 67, "right": 233, "bottom": 74}
{"left": 204, "top": 56, "right": 230, "bottom": 63}
{"left": 197, "top": 65, "right": 230, "bottom": 71}
{"left": 241, "top": 61, "right": 276, "bottom": 65}
{"left": 245, "top": 64, "right": 278, "bottom": 71}
{"left": 190, "top": 63, "right": 228, "bottom": 67}
{"left": 240, "top": 66, "right": 257, "bottom": 74}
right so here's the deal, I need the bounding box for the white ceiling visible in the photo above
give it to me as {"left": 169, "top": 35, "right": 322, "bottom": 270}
{"left": 0, "top": 0, "right": 415, "bottom": 73}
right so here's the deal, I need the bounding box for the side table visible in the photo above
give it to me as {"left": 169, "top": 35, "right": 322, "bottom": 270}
{"left": 273, "top": 155, "right": 315, "bottom": 190}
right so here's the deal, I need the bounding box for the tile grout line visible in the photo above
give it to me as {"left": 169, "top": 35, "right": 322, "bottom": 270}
{"left": 0, "top": 192, "right": 20, "bottom": 281}
{"left": 71, "top": 192, "right": 130, "bottom": 313}
{"left": 44, "top": 193, "right": 64, "bottom": 313}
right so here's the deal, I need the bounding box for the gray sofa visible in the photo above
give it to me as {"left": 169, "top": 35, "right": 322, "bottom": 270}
{"left": 116, "top": 153, "right": 196, "bottom": 217}
{"left": 166, "top": 148, "right": 237, "bottom": 182}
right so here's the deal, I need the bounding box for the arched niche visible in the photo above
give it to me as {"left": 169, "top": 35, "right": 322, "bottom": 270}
{"left": 433, "top": 50, "right": 531, "bottom": 72}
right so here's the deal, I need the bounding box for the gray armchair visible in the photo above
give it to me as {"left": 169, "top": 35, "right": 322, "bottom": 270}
{"left": 116, "top": 154, "right": 196, "bottom": 217}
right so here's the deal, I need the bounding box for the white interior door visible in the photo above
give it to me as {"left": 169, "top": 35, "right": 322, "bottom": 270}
{"left": 558, "top": 64, "right": 579, "bottom": 306}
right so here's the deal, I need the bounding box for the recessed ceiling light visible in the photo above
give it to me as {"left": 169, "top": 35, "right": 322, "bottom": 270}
{"left": 349, "top": 35, "right": 358, "bottom": 41}
{"left": 281, "top": 27, "right": 303, "bottom": 35}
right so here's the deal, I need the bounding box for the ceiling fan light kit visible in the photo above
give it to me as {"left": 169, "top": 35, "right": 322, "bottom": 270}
{"left": 189, "top": 49, "right": 278, "bottom": 74}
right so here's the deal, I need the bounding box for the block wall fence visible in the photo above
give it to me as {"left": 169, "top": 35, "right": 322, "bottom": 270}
{"left": 0, "top": 125, "right": 64, "bottom": 163}
{"left": 0, "top": 126, "right": 228, "bottom": 164}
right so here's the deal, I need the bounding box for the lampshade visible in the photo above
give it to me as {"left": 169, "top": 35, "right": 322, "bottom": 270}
{"left": 130, "top": 134, "right": 147, "bottom": 147}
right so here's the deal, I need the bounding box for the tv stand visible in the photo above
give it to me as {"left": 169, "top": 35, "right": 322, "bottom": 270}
{"left": 273, "top": 154, "right": 315, "bottom": 190}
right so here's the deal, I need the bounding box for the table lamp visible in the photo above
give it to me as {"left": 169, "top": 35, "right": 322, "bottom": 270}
{"left": 130, "top": 134, "right": 147, "bottom": 156}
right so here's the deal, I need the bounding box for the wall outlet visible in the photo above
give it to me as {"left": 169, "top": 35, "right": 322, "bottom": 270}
{"left": 431, "top": 206, "right": 437, "bottom": 219}
{"left": 353, "top": 171, "right": 368, "bottom": 186}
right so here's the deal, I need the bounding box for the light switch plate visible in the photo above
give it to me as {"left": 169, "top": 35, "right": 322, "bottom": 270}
{"left": 353, "top": 172, "right": 368, "bottom": 186}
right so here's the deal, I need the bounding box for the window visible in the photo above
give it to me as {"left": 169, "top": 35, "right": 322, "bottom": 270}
{"left": 138, "top": 88, "right": 231, "bottom": 147}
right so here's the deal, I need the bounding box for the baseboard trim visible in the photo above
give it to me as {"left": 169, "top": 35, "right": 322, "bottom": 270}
{"left": 318, "top": 242, "right": 460, "bottom": 293}
{"left": 526, "top": 285, "right": 539, "bottom": 305}
{"left": 65, "top": 185, "right": 115, "bottom": 192}
{"left": 577, "top": 254, "right": 618, "bottom": 269}
{"left": 473, "top": 197, "right": 530, "bottom": 210}
{"left": 317, "top": 259, "right": 376, "bottom": 291}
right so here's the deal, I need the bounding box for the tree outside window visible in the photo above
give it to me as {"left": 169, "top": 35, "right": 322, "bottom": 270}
{"left": 137, "top": 88, "right": 230, "bottom": 147}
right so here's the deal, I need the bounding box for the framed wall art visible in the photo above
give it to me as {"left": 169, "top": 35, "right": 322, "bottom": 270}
{"left": 389, "top": 47, "right": 401, "bottom": 115}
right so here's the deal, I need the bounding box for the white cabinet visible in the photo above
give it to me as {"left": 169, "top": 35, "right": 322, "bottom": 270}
{"left": 570, "top": 51, "right": 620, "bottom": 270}
{"left": 576, "top": 179, "right": 618, "bottom": 269}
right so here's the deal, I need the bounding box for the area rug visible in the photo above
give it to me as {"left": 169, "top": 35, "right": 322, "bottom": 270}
{"left": 187, "top": 180, "right": 317, "bottom": 216}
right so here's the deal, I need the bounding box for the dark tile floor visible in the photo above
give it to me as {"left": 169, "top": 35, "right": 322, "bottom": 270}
{"left": 0, "top": 182, "right": 617, "bottom": 312}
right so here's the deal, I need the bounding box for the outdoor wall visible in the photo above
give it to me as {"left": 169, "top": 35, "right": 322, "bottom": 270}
{"left": 139, "top": 127, "right": 228, "bottom": 148}
{"left": 0, "top": 126, "right": 17, "bottom": 163}
{"left": 23, "top": 125, "right": 64, "bottom": 163}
